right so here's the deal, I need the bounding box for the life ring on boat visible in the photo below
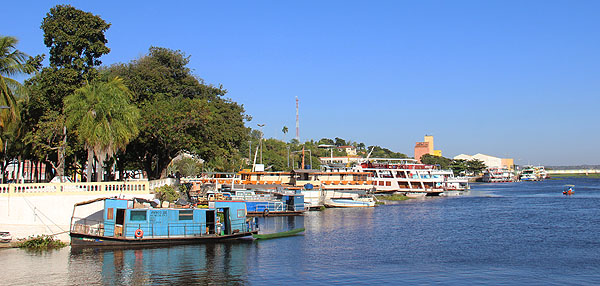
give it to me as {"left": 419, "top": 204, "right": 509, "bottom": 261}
{"left": 134, "top": 229, "right": 144, "bottom": 238}
{"left": 263, "top": 208, "right": 269, "bottom": 217}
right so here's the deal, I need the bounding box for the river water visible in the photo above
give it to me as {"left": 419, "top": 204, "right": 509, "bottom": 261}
{"left": 1, "top": 177, "right": 600, "bottom": 285}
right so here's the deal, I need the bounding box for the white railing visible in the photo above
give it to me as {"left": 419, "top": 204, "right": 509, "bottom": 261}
{"left": 0, "top": 181, "right": 150, "bottom": 197}
{"left": 149, "top": 178, "right": 177, "bottom": 191}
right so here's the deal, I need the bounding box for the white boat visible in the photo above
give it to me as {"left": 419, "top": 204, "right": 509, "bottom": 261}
{"left": 0, "top": 231, "right": 12, "bottom": 243}
{"left": 353, "top": 158, "right": 446, "bottom": 196}
{"left": 324, "top": 197, "right": 375, "bottom": 208}
{"left": 520, "top": 166, "right": 540, "bottom": 181}
{"left": 431, "top": 169, "right": 470, "bottom": 190}
{"left": 482, "top": 167, "right": 515, "bottom": 182}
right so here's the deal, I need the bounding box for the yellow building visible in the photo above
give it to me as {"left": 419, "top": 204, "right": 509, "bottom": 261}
{"left": 415, "top": 135, "right": 442, "bottom": 162}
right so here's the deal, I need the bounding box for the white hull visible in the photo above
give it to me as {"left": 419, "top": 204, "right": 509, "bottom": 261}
{"left": 324, "top": 198, "right": 375, "bottom": 208}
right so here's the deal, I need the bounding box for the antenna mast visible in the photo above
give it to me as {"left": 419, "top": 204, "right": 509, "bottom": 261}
{"left": 295, "top": 96, "right": 299, "bottom": 142}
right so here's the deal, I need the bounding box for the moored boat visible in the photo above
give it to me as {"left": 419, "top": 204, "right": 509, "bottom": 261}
{"left": 324, "top": 197, "right": 375, "bottom": 208}
{"left": 482, "top": 167, "right": 516, "bottom": 183}
{"left": 354, "top": 158, "right": 446, "bottom": 196}
{"left": 69, "top": 197, "right": 258, "bottom": 247}
{"left": 226, "top": 188, "right": 306, "bottom": 216}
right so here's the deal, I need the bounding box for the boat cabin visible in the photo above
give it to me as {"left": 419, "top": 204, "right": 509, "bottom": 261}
{"left": 71, "top": 198, "right": 252, "bottom": 240}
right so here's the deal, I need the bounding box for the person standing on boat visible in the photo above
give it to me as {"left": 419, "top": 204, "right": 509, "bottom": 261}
{"left": 216, "top": 217, "right": 222, "bottom": 236}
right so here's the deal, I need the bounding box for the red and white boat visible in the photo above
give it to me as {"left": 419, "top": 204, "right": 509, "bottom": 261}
{"left": 354, "top": 158, "right": 448, "bottom": 197}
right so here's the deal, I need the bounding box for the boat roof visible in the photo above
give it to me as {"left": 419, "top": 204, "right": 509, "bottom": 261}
{"left": 362, "top": 158, "right": 419, "bottom": 163}
{"left": 73, "top": 197, "right": 113, "bottom": 207}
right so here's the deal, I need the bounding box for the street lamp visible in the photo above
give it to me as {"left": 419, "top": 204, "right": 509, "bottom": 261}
{"left": 257, "top": 124, "right": 265, "bottom": 164}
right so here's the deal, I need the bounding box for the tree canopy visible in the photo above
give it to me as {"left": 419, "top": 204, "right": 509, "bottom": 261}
{"left": 42, "top": 4, "right": 110, "bottom": 81}
{"left": 107, "top": 47, "right": 249, "bottom": 178}
{"left": 0, "top": 36, "right": 35, "bottom": 136}
{"left": 65, "top": 77, "right": 140, "bottom": 181}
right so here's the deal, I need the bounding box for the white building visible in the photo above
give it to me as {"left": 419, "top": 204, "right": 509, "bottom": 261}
{"left": 453, "top": 153, "right": 514, "bottom": 170}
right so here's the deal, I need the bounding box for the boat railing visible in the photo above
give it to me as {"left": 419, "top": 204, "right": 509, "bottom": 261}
{"left": 71, "top": 217, "right": 257, "bottom": 238}
{"left": 230, "top": 194, "right": 273, "bottom": 201}
{"left": 71, "top": 217, "right": 105, "bottom": 236}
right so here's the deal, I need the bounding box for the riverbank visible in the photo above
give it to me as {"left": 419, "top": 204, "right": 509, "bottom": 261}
{"left": 550, "top": 173, "right": 600, "bottom": 178}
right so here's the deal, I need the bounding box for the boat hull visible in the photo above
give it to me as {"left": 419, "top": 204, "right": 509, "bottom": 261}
{"left": 324, "top": 199, "right": 375, "bottom": 208}
{"left": 70, "top": 230, "right": 258, "bottom": 247}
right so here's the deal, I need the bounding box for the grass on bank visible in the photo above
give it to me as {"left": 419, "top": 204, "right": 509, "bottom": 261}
{"left": 376, "top": 194, "right": 414, "bottom": 201}
{"left": 550, "top": 173, "right": 600, "bottom": 178}
{"left": 17, "top": 235, "right": 66, "bottom": 250}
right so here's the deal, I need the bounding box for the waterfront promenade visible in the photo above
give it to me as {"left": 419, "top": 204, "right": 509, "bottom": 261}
{"left": 0, "top": 179, "right": 174, "bottom": 241}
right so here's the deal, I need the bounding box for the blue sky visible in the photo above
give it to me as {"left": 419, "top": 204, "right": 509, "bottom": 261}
{"left": 2, "top": 1, "right": 599, "bottom": 165}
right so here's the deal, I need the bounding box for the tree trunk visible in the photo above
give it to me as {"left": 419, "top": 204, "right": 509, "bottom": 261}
{"left": 96, "top": 156, "right": 102, "bottom": 182}
{"left": 57, "top": 126, "right": 67, "bottom": 179}
{"left": 86, "top": 148, "right": 93, "bottom": 183}
{"left": 16, "top": 156, "right": 21, "bottom": 183}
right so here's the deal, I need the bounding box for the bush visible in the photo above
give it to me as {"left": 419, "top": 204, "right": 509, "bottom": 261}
{"left": 17, "top": 235, "right": 66, "bottom": 250}
{"left": 156, "top": 185, "right": 179, "bottom": 202}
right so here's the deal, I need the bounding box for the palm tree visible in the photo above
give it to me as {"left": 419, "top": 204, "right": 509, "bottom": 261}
{"left": 65, "top": 77, "right": 140, "bottom": 182}
{"left": 282, "top": 126, "right": 288, "bottom": 141}
{"left": 0, "top": 36, "right": 33, "bottom": 144}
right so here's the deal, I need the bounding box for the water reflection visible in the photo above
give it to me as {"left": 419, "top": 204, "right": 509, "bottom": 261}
{"left": 5, "top": 178, "right": 600, "bottom": 285}
{"left": 64, "top": 215, "right": 306, "bottom": 285}
{"left": 69, "top": 241, "right": 256, "bottom": 285}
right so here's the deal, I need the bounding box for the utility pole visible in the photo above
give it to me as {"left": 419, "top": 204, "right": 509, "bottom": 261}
{"left": 248, "top": 140, "right": 252, "bottom": 160}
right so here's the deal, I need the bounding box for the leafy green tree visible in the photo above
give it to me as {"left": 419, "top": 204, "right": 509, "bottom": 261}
{"left": 65, "top": 77, "right": 140, "bottom": 182}
{"left": 155, "top": 185, "right": 178, "bottom": 203}
{"left": 334, "top": 137, "right": 347, "bottom": 147}
{"left": 282, "top": 126, "right": 288, "bottom": 141}
{"left": 367, "top": 145, "right": 407, "bottom": 158}
{"left": 466, "top": 159, "right": 487, "bottom": 175}
{"left": 169, "top": 156, "right": 202, "bottom": 177}
{"left": 421, "top": 154, "right": 452, "bottom": 169}
{"left": 318, "top": 138, "right": 334, "bottom": 145}
{"left": 0, "top": 36, "right": 35, "bottom": 141}
{"left": 22, "top": 5, "right": 110, "bottom": 180}
{"left": 449, "top": 159, "right": 468, "bottom": 176}
{"left": 107, "top": 47, "right": 249, "bottom": 178}
{"left": 42, "top": 4, "right": 110, "bottom": 81}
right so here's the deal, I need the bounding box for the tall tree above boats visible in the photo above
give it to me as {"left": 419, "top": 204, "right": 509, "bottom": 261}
{"left": 106, "top": 47, "right": 249, "bottom": 179}
{"left": 0, "top": 36, "right": 35, "bottom": 138}
{"left": 22, "top": 5, "right": 110, "bottom": 181}
{"left": 64, "top": 77, "right": 140, "bottom": 182}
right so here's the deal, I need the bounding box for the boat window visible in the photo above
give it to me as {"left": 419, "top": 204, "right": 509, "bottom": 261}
{"left": 107, "top": 208, "right": 114, "bottom": 220}
{"left": 130, "top": 210, "right": 147, "bottom": 221}
{"left": 179, "top": 210, "right": 193, "bottom": 221}
{"left": 237, "top": 209, "right": 246, "bottom": 218}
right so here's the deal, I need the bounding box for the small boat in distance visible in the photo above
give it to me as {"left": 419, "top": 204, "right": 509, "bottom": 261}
{"left": 563, "top": 185, "right": 575, "bottom": 196}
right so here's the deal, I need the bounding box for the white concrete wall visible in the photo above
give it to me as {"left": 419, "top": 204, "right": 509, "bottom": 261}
{"left": 0, "top": 181, "right": 154, "bottom": 242}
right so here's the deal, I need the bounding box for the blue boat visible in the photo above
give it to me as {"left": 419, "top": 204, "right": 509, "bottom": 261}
{"left": 225, "top": 189, "right": 306, "bottom": 216}
{"left": 69, "top": 197, "right": 258, "bottom": 247}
